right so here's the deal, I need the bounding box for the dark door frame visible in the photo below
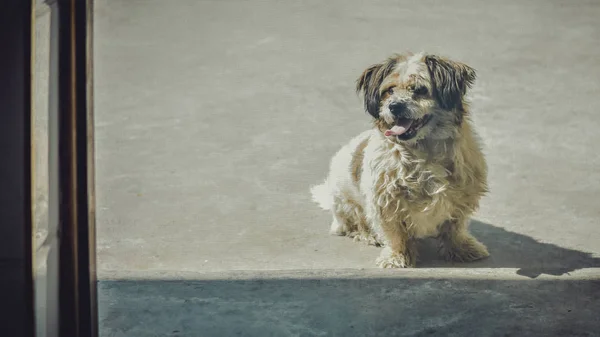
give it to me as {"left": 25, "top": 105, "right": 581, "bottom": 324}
{"left": 0, "top": 1, "right": 97, "bottom": 336}
{"left": 0, "top": 1, "right": 35, "bottom": 336}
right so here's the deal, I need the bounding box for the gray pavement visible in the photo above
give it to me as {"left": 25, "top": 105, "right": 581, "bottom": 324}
{"left": 94, "top": 0, "right": 600, "bottom": 336}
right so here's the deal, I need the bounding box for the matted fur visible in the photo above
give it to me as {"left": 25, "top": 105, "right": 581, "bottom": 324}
{"left": 311, "top": 52, "right": 489, "bottom": 268}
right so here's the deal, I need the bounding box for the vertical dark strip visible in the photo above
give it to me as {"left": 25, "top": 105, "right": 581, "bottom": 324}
{"left": 24, "top": 1, "right": 35, "bottom": 335}
{"left": 55, "top": 0, "right": 97, "bottom": 336}
{"left": 57, "top": 0, "right": 79, "bottom": 333}
{"left": 0, "top": 1, "right": 34, "bottom": 337}
{"left": 74, "top": 0, "right": 97, "bottom": 335}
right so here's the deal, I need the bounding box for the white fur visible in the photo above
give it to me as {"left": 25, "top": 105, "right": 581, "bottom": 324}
{"left": 309, "top": 180, "right": 332, "bottom": 210}
{"left": 312, "top": 129, "right": 449, "bottom": 239}
{"left": 311, "top": 122, "right": 487, "bottom": 267}
{"left": 310, "top": 130, "right": 372, "bottom": 210}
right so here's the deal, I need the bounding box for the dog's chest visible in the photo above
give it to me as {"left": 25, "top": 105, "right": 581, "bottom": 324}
{"left": 380, "top": 163, "right": 462, "bottom": 238}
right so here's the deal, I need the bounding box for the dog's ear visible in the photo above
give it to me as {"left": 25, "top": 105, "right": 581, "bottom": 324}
{"left": 356, "top": 58, "right": 398, "bottom": 118}
{"left": 424, "top": 55, "right": 476, "bottom": 110}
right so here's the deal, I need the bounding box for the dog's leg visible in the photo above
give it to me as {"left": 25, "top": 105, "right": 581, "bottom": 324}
{"left": 329, "top": 195, "right": 357, "bottom": 236}
{"left": 329, "top": 212, "right": 347, "bottom": 236}
{"left": 374, "top": 218, "right": 417, "bottom": 268}
{"left": 347, "top": 204, "right": 382, "bottom": 246}
{"left": 437, "top": 219, "right": 489, "bottom": 262}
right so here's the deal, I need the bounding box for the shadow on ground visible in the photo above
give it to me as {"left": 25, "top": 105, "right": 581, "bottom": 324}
{"left": 99, "top": 277, "right": 600, "bottom": 337}
{"left": 415, "top": 220, "right": 600, "bottom": 278}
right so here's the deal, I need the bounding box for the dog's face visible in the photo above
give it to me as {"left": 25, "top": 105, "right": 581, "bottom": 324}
{"left": 356, "top": 52, "right": 476, "bottom": 144}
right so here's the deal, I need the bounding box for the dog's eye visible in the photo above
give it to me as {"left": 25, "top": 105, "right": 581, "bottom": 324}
{"left": 385, "top": 87, "right": 395, "bottom": 95}
{"left": 413, "top": 86, "right": 428, "bottom": 96}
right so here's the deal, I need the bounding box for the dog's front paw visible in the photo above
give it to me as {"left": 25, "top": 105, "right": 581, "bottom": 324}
{"left": 375, "top": 247, "right": 413, "bottom": 268}
{"left": 349, "top": 231, "right": 383, "bottom": 247}
{"left": 329, "top": 219, "right": 346, "bottom": 236}
{"left": 440, "top": 233, "right": 489, "bottom": 262}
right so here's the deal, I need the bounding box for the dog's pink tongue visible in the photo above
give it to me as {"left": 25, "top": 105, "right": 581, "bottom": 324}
{"left": 384, "top": 120, "right": 412, "bottom": 137}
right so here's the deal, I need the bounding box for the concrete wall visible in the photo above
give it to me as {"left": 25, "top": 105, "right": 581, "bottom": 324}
{"left": 32, "top": 2, "right": 56, "bottom": 337}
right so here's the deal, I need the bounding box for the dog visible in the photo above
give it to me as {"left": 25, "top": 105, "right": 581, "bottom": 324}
{"left": 310, "top": 52, "right": 489, "bottom": 268}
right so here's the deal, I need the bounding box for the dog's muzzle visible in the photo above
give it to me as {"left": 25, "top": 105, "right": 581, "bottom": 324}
{"left": 385, "top": 101, "right": 431, "bottom": 140}
{"left": 389, "top": 101, "right": 409, "bottom": 118}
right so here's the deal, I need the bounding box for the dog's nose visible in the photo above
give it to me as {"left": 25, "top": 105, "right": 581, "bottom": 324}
{"left": 389, "top": 102, "right": 407, "bottom": 116}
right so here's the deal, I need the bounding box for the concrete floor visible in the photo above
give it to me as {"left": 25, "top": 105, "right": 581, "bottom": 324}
{"left": 94, "top": 0, "right": 600, "bottom": 336}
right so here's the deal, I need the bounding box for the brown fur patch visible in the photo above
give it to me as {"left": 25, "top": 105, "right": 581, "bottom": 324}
{"left": 350, "top": 138, "right": 369, "bottom": 185}
{"left": 356, "top": 53, "right": 411, "bottom": 118}
{"left": 423, "top": 55, "right": 476, "bottom": 111}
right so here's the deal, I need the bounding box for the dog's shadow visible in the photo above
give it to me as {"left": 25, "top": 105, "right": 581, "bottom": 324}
{"left": 416, "top": 220, "right": 600, "bottom": 278}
